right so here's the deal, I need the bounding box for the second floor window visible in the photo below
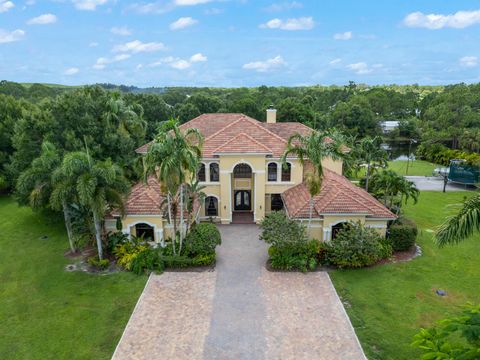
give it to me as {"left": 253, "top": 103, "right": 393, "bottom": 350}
{"left": 197, "top": 163, "right": 206, "bottom": 182}
{"left": 210, "top": 163, "right": 219, "bottom": 182}
{"left": 281, "top": 162, "right": 291, "bottom": 182}
{"left": 267, "top": 163, "right": 277, "bottom": 182}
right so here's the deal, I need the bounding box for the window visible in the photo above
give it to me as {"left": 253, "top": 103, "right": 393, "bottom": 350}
{"left": 271, "top": 194, "right": 284, "bottom": 211}
{"left": 135, "top": 223, "right": 154, "bottom": 241}
{"left": 233, "top": 163, "right": 252, "bottom": 178}
{"left": 267, "top": 163, "right": 277, "bottom": 182}
{"left": 210, "top": 163, "right": 219, "bottom": 182}
{"left": 332, "top": 222, "right": 347, "bottom": 240}
{"left": 281, "top": 162, "right": 291, "bottom": 182}
{"left": 205, "top": 196, "right": 218, "bottom": 217}
{"left": 197, "top": 163, "right": 206, "bottom": 182}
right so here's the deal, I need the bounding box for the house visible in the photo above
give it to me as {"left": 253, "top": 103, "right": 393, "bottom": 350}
{"left": 106, "top": 109, "right": 396, "bottom": 242}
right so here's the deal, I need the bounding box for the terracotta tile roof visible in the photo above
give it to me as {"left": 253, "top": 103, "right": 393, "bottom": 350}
{"left": 261, "top": 122, "right": 313, "bottom": 139}
{"left": 282, "top": 169, "right": 396, "bottom": 220}
{"left": 213, "top": 132, "right": 272, "bottom": 154}
{"left": 112, "top": 177, "right": 164, "bottom": 216}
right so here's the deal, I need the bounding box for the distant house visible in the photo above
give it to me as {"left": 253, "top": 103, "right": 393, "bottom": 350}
{"left": 380, "top": 120, "right": 399, "bottom": 133}
{"left": 107, "top": 110, "right": 395, "bottom": 242}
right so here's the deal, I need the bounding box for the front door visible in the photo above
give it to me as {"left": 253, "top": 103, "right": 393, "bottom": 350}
{"left": 234, "top": 190, "right": 251, "bottom": 211}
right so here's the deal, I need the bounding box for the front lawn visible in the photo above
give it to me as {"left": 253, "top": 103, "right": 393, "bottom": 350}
{"left": 0, "top": 196, "right": 147, "bottom": 360}
{"left": 330, "top": 191, "right": 480, "bottom": 360}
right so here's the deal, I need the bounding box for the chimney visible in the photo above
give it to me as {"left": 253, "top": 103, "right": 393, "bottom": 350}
{"left": 266, "top": 105, "right": 277, "bottom": 123}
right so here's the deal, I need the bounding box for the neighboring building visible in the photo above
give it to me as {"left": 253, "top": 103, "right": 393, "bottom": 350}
{"left": 380, "top": 120, "right": 399, "bottom": 133}
{"left": 107, "top": 110, "right": 395, "bottom": 242}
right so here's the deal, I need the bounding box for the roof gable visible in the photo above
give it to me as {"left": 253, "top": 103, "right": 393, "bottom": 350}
{"left": 213, "top": 132, "right": 273, "bottom": 154}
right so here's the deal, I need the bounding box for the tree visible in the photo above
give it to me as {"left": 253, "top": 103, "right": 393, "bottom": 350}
{"left": 353, "top": 136, "right": 388, "bottom": 191}
{"left": 435, "top": 194, "right": 480, "bottom": 246}
{"left": 281, "top": 131, "right": 344, "bottom": 235}
{"left": 143, "top": 119, "right": 203, "bottom": 254}
{"left": 184, "top": 179, "right": 206, "bottom": 234}
{"left": 368, "top": 170, "right": 419, "bottom": 211}
{"left": 57, "top": 149, "right": 129, "bottom": 260}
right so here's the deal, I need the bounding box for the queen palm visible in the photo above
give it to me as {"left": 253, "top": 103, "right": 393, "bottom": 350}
{"left": 369, "top": 170, "right": 419, "bottom": 210}
{"left": 354, "top": 136, "right": 388, "bottom": 191}
{"left": 57, "top": 149, "right": 129, "bottom": 260}
{"left": 435, "top": 194, "right": 480, "bottom": 246}
{"left": 281, "top": 130, "right": 345, "bottom": 235}
{"left": 143, "top": 119, "right": 203, "bottom": 254}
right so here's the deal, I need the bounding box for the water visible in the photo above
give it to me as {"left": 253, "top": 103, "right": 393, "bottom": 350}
{"left": 381, "top": 140, "right": 419, "bottom": 161}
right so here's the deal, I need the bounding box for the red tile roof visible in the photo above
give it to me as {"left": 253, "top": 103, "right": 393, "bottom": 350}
{"left": 213, "top": 132, "right": 272, "bottom": 154}
{"left": 112, "top": 177, "right": 164, "bottom": 216}
{"left": 282, "top": 169, "right": 396, "bottom": 220}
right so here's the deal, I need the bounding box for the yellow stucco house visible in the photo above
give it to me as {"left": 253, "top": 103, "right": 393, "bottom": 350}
{"left": 106, "top": 110, "right": 396, "bottom": 243}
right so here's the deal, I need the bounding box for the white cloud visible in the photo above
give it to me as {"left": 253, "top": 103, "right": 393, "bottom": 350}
{"left": 89, "top": 41, "right": 99, "bottom": 47}
{"left": 112, "top": 40, "right": 166, "bottom": 53}
{"left": 346, "top": 62, "right": 382, "bottom": 75}
{"left": 170, "top": 59, "right": 191, "bottom": 69}
{"left": 64, "top": 67, "right": 79, "bottom": 75}
{"left": 260, "top": 17, "right": 314, "bottom": 30}
{"left": 174, "top": 0, "right": 212, "bottom": 5}
{"left": 204, "top": 8, "right": 223, "bottom": 15}
{"left": 93, "top": 53, "right": 131, "bottom": 70}
{"left": 242, "top": 55, "right": 286, "bottom": 72}
{"left": 460, "top": 56, "right": 478, "bottom": 67}
{"left": 264, "top": 1, "right": 303, "bottom": 12}
{"left": 27, "top": 14, "right": 58, "bottom": 25}
{"left": 72, "top": 0, "right": 108, "bottom": 11}
{"left": 0, "top": 0, "right": 14, "bottom": 13}
{"left": 170, "top": 17, "right": 198, "bottom": 30}
{"left": 333, "top": 31, "right": 352, "bottom": 40}
{"left": 190, "top": 53, "right": 207, "bottom": 62}
{"left": 403, "top": 10, "right": 480, "bottom": 30}
{"left": 0, "top": 29, "right": 25, "bottom": 44}
{"left": 111, "top": 26, "right": 132, "bottom": 36}
{"left": 329, "top": 58, "right": 342, "bottom": 65}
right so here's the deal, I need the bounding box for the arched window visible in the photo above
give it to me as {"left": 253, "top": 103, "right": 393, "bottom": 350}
{"left": 135, "top": 223, "right": 154, "bottom": 241}
{"left": 281, "top": 162, "right": 291, "bottom": 182}
{"left": 331, "top": 222, "right": 348, "bottom": 240}
{"left": 197, "top": 163, "right": 206, "bottom": 182}
{"left": 271, "top": 194, "right": 284, "bottom": 211}
{"left": 210, "top": 163, "right": 219, "bottom": 182}
{"left": 233, "top": 163, "right": 252, "bottom": 178}
{"left": 267, "top": 162, "right": 277, "bottom": 182}
{"left": 205, "top": 196, "right": 218, "bottom": 217}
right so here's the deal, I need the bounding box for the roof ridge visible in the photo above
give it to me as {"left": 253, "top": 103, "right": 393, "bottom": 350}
{"left": 203, "top": 115, "right": 246, "bottom": 142}
{"left": 241, "top": 115, "right": 289, "bottom": 144}
{"left": 212, "top": 132, "right": 273, "bottom": 154}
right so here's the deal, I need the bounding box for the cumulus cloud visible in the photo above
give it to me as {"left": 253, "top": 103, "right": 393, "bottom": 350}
{"left": 112, "top": 40, "right": 166, "bottom": 53}
{"left": 329, "top": 58, "right": 342, "bottom": 65}
{"left": 174, "top": 0, "right": 212, "bottom": 5}
{"left": 0, "top": 29, "right": 25, "bottom": 43}
{"left": 333, "top": 31, "right": 352, "bottom": 40}
{"left": 111, "top": 26, "right": 132, "bottom": 36}
{"left": 64, "top": 67, "right": 79, "bottom": 75}
{"left": 72, "top": 0, "right": 108, "bottom": 11}
{"left": 170, "top": 17, "right": 198, "bottom": 30}
{"left": 242, "top": 55, "right": 286, "bottom": 72}
{"left": 460, "top": 56, "right": 478, "bottom": 67}
{"left": 260, "top": 17, "right": 314, "bottom": 30}
{"left": 0, "top": 0, "right": 14, "bottom": 13}
{"left": 346, "top": 62, "right": 382, "bottom": 75}
{"left": 403, "top": 10, "right": 480, "bottom": 29}
{"left": 27, "top": 14, "right": 58, "bottom": 25}
{"left": 93, "top": 53, "right": 131, "bottom": 70}
{"left": 190, "top": 53, "right": 207, "bottom": 62}
{"left": 264, "top": 1, "right": 303, "bottom": 12}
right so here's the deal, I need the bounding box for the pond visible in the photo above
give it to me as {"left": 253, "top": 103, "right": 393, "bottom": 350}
{"left": 381, "top": 140, "right": 419, "bottom": 161}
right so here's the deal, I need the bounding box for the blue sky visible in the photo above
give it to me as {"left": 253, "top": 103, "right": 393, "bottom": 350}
{"left": 1, "top": 0, "right": 480, "bottom": 87}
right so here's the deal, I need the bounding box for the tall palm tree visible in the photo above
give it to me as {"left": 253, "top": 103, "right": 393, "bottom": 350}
{"left": 281, "top": 130, "right": 345, "bottom": 235}
{"left": 435, "top": 193, "right": 480, "bottom": 246}
{"left": 143, "top": 119, "right": 203, "bottom": 254}
{"left": 354, "top": 136, "right": 388, "bottom": 191}
{"left": 369, "top": 170, "right": 419, "bottom": 210}
{"left": 184, "top": 179, "right": 206, "bottom": 234}
{"left": 57, "top": 150, "right": 129, "bottom": 260}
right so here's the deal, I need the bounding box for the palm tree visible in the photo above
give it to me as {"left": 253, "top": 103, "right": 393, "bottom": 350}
{"left": 184, "top": 179, "right": 206, "bottom": 234}
{"left": 143, "top": 119, "right": 203, "bottom": 254}
{"left": 354, "top": 136, "right": 388, "bottom": 191}
{"left": 435, "top": 194, "right": 480, "bottom": 246}
{"left": 104, "top": 93, "right": 146, "bottom": 139}
{"left": 57, "top": 150, "right": 129, "bottom": 260}
{"left": 369, "top": 170, "right": 419, "bottom": 211}
{"left": 281, "top": 130, "right": 345, "bottom": 235}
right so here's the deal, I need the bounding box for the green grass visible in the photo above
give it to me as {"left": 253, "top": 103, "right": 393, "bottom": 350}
{"left": 387, "top": 160, "right": 440, "bottom": 177}
{"left": 330, "top": 191, "right": 480, "bottom": 360}
{"left": 0, "top": 196, "right": 147, "bottom": 360}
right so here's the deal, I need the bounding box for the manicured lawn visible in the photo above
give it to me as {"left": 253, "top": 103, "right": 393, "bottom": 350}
{"left": 330, "top": 191, "right": 480, "bottom": 360}
{"left": 0, "top": 196, "right": 147, "bottom": 360}
{"left": 387, "top": 160, "right": 440, "bottom": 176}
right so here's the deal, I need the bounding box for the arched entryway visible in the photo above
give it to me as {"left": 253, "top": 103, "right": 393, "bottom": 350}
{"left": 135, "top": 223, "right": 155, "bottom": 241}
{"left": 232, "top": 163, "right": 254, "bottom": 223}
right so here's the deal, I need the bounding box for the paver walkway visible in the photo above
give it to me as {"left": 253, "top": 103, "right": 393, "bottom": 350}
{"left": 112, "top": 225, "right": 366, "bottom": 360}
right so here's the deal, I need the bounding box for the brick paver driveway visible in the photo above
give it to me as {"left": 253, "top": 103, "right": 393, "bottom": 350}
{"left": 112, "top": 225, "right": 366, "bottom": 360}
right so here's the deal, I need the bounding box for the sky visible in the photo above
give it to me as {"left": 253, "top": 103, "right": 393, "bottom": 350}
{"left": 1, "top": 0, "right": 480, "bottom": 87}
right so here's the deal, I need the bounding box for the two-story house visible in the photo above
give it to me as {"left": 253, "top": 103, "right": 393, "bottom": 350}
{"left": 106, "top": 109, "right": 395, "bottom": 242}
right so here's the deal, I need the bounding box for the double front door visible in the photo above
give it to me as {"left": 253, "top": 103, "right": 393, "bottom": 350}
{"left": 234, "top": 190, "right": 251, "bottom": 211}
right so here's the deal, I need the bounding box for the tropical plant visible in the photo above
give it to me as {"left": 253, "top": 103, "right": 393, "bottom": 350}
{"left": 184, "top": 223, "right": 221, "bottom": 256}
{"left": 435, "top": 193, "right": 480, "bottom": 246}
{"left": 369, "top": 170, "right": 419, "bottom": 211}
{"left": 353, "top": 136, "right": 388, "bottom": 191}
{"left": 281, "top": 130, "right": 345, "bottom": 235}
{"left": 259, "top": 211, "right": 308, "bottom": 247}
{"left": 143, "top": 119, "right": 203, "bottom": 254}
{"left": 184, "top": 179, "right": 206, "bottom": 235}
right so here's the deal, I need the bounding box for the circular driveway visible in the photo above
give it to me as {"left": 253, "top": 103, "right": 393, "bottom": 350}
{"left": 112, "top": 225, "right": 366, "bottom": 360}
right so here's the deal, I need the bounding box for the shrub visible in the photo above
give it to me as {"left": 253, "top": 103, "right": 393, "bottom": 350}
{"left": 268, "top": 240, "right": 320, "bottom": 272}
{"left": 113, "top": 242, "right": 148, "bottom": 270}
{"left": 389, "top": 217, "right": 418, "bottom": 251}
{"left": 87, "top": 257, "right": 110, "bottom": 270}
{"left": 325, "top": 222, "right": 392, "bottom": 268}
{"left": 130, "top": 247, "right": 164, "bottom": 275}
{"left": 105, "top": 231, "right": 129, "bottom": 254}
{"left": 260, "top": 211, "right": 307, "bottom": 247}
{"left": 184, "top": 223, "right": 221, "bottom": 256}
